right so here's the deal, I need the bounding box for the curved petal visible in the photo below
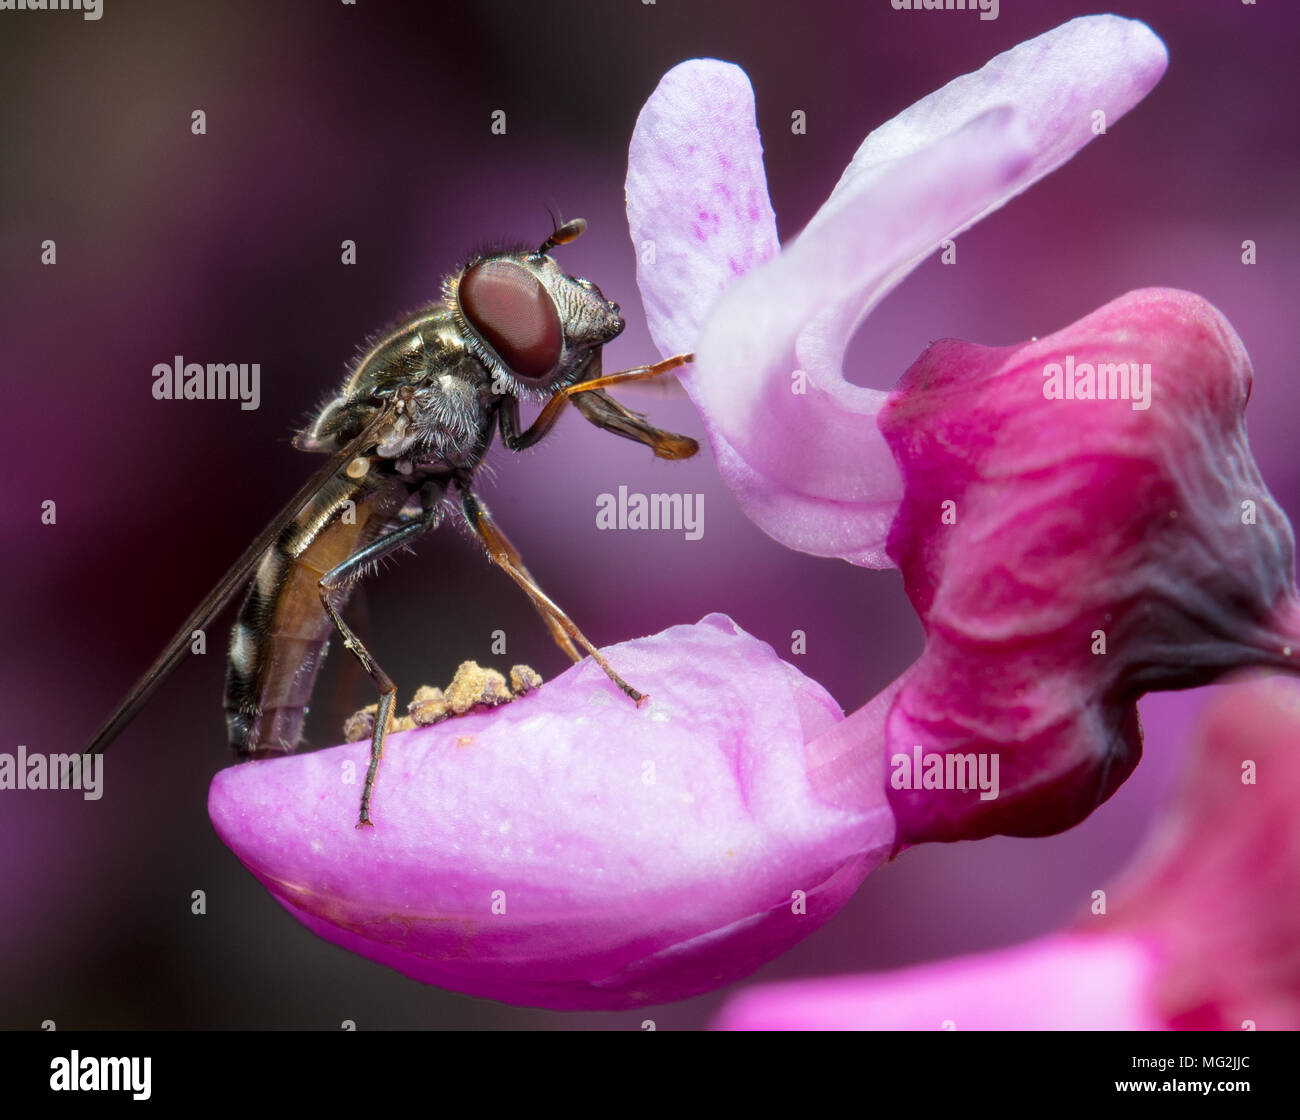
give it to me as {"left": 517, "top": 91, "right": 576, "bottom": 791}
{"left": 811, "top": 15, "right": 1169, "bottom": 239}
{"left": 692, "top": 107, "right": 1034, "bottom": 566}
{"left": 629, "top": 18, "right": 1168, "bottom": 567}
{"left": 795, "top": 14, "right": 1169, "bottom": 457}
{"left": 208, "top": 615, "right": 895, "bottom": 1010}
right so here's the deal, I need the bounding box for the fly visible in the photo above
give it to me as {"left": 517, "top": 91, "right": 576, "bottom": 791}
{"left": 81, "top": 218, "right": 697, "bottom": 826}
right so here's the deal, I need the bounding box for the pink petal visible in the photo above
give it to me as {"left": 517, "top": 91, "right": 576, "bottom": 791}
{"left": 625, "top": 59, "right": 778, "bottom": 360}
{"left": 208, "top": 615, "right": 894, "bottom": 1010}
{"left": 866, "top": 289, "right": 1300, "bottom": 844}
{"left": 628, "top": 18, "right": 1168, "bottom": 567}
{"left": 712, "top": 934, "right": 1166, "bottom": 1031}
{"left": 811, "top": 15, "right": 1168, "bottom": 238}
{"left": 692, "top": 107, "right": 1032, "bottom": 567}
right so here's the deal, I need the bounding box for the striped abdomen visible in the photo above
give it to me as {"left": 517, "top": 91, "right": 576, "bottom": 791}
{"left": 224, "top": 474, "right": 407, "bottom": 756}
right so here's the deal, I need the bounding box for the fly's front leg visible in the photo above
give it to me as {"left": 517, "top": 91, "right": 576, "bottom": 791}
{"left": 569, "top": 389, "right": 699, "bottom": 461}
{"left": 319, "top": 492, "right": 442, "bottom": 828}
{"left": 500, "top": 353, "right": 693, "bottom": 450}
{"left": 460, "top": 488, "right": 647, "bottom": 706}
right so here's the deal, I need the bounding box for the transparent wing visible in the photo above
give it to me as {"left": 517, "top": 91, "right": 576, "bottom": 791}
{"left": 82, "top": 403, "right": 398, "bottom": 760}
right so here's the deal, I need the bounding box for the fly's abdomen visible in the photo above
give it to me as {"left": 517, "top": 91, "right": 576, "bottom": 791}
{"left": 224, "top": 480, "right": 393, "bottom": 756}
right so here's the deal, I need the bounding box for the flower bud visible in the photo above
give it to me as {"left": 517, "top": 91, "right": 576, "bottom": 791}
{"left": 878, "top": 289, "right": 1300, "bottom": 842}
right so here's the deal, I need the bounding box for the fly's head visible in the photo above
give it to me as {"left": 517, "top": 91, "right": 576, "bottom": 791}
{"left": 450, "top": 217, "right": 625, "bottom": 403}
{"left": 294, "top": 219, "right": 625, "bottom": 466}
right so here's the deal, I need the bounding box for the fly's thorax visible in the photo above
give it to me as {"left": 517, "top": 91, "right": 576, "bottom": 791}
{"left": 295, "top": 307, "right": 491, "bottom": 466}
{"left": 373, "top": 365, "right": 496, "bottom": 469}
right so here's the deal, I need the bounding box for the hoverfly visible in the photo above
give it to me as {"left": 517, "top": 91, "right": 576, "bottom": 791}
{"left": 82, "top": 218, "right": 697, "bottom": 826}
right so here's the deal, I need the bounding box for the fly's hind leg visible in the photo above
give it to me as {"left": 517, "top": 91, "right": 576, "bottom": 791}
{"left": 319, "top": 488, "right": 442, "bottom": 828}
{"left": 459, "top": 487, "right": 647, "bottom": 706}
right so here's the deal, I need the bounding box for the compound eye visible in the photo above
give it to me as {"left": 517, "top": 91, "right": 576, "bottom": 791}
{"left": 459, "top": 260, "right": 563, "bottom": 381}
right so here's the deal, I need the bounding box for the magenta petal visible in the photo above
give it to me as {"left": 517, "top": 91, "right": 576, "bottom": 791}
{"left": 712, "top": 934, "right": 1166, "bottom": 1031}
{"left": 875, "top": 289, "right": 1300, "bottom": 843}
{"left": 208, "top": 615, "right": 893, "bottom": 1010}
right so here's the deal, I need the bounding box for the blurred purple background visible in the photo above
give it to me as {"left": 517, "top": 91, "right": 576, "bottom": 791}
{"left": 1, "top": 0, "right": 1296, "bottom": 1029}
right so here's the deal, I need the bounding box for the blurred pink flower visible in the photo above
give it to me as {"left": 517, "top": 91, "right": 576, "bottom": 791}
{"left": 626, "top": 15, "right": 1168, "bottom": 566}
{"left": 209, "top": 615, "right": 894, "bottom": 1009}
{"left": 715, "top": 673, "right": 1300, "bottom": 1030}
{"left": 715, "top": 935, "right": 1166, "bottom": 1031}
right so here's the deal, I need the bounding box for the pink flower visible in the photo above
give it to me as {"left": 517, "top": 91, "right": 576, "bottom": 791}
{"left": 768, "top": 288, "right": 1300, "bottom": 845}
{"left": 627, "top": 15, "right": 1168, "bottom": 566}
{"left": 628, "top": 23, "right": 1300, "bottom": 844}
{"left": 715, "top": 674, "right": 1300, "bottom": 1030}
{"left": 208, "top": 616, "right": 894, "bottom": 1009}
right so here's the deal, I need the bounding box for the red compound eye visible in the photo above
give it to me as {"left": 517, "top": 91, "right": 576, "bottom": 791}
{"left": 459, "top": 260, "right": 563, "bottom": 381}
